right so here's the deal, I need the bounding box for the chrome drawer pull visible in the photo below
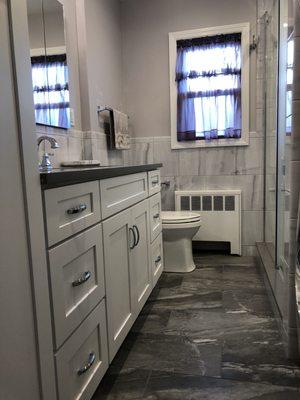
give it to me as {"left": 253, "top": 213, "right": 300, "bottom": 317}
{"left": 77, "top": 352, "right": 96, "bottom": 376}
{"left": 152, "top": 179, "right": 159, "bottom": 185}
{"left": 155, "top": 256, "right": 161, "bottom": 263}
{"left": 67, "top": 203, "right": 87, "bottom": 215}
{"left": 72, "top": 271, "right": 91, "bottom": 287}
{"left": 153, "top": 213, "right": 160, "bottom": 219}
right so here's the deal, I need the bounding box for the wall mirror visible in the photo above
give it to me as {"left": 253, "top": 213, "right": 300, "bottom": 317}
{"left": 27, "top": 0, "right": 71, "bottom": 129}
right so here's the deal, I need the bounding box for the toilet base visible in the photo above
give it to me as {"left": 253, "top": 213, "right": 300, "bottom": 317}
{"left": 163, "top": 237, "right": 196, "bottom": 273}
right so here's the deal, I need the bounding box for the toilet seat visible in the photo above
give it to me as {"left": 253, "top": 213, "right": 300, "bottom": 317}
{"left": 161, "top": 211, "right": 201, "bottom": 224}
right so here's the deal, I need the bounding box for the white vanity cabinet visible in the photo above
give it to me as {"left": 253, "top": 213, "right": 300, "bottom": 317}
{"left": 102, "top": 207, "right": 135, "bottom": 362}
{"left": 103, "top": 198, "right": 153, "bottom": 361}
{"left": 149, "top": 192, "right": 162, "bottom": 242}
{"left": 55, "top": 300, "right": 108, "bottom": 400}
{"left": 42, "top": 167, "right": 162, "bottom": 400}
{"left": 100, "top": 172, "right": 148, "bottom": 219}
{"left": 44, "top": 181, "right": 101, "bottom": 247}
{"left": 130, "top": 199, "right": 152, "bottom": 315}
{"left": 150, "top": 233, "right": 164, "bottom": 287}
{"left": 48, "top": 224, "right": 105, "bottom": 348}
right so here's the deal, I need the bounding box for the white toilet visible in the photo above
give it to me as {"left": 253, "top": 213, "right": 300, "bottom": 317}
{"left": 161, "top": 211, "right": 201, "bottom": 273}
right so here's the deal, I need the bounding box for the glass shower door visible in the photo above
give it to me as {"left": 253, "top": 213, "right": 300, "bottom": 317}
{"left": 264, "top": 2, "right": 279, "bottom": 262}
{"left": 277, "top": 0, "right": 293, "bottom": 270}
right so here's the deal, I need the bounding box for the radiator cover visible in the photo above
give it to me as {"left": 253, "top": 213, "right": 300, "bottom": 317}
{"left": 175, "top": 190, "right": 242, "bottom": 255}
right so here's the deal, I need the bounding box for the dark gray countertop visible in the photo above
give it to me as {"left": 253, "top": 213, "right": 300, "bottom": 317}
{"left": 40, "top": 163, "right": 162, "bottom": 189}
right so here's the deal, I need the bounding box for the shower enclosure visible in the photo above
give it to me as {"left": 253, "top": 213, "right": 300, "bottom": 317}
{"left": 259, "top": 0, "right": 293, "bottom": 318}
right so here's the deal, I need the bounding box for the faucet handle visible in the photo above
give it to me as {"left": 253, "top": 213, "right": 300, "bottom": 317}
{"left": 39, "top": 152, "right": 53, "bottom": 172}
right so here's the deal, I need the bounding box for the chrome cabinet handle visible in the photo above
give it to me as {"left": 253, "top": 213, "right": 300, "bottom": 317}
{"left": 67, "top": 203, "right": 87, "bottom": 215}
{"left": 152, "top": 179, "right": 159, "bottom": 185}
{"left": 129, "top": 227, "right": 136, "bottom": 250}
{"left": 153, "top": 213, "right": 160, "bottom": 219}
{"left": 77, "top": 352, "right": 96, "bottom": 376}
{"left": 72, "top": 271, "right": 91, "bottom": 287}
{"left": 133, "top": 225, "right": 140, "bottom": 247}
{"left": 155, "top": 256, "right": 161, "bottom": 263}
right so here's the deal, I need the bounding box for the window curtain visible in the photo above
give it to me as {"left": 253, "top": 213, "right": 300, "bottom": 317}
{"left": 31, "top": 54, "right": 70, "bottom": 129}
{"left": 176, "top": 33, "right": 242, "bottom": 141}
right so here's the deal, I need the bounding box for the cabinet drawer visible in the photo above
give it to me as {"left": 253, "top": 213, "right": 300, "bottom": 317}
{"left": 44, "top": 181, "right": 101, "bottom": 246}
{"left": 150, "top": 233, "right": 164, "bottom": 287}
{"left": 148, "top": 170, "right": 161, "bottom": 197}
{"left": 149, "top": 193, "right": 162, "bottom": 242}
{"left": 55, "top": 300, "right": 108, "bottom": 400}
{"left": 100, "top": 173, "right": 148, "bottom": 219}
{"left": 49, "top": 224, "right": 105, "bottom": 348}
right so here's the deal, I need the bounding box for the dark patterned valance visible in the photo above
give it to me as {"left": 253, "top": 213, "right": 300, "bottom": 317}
{"left": 177, "top": 32, "right": 241, "bottom": 49}
{"left": 176, "top": 67, "right": 241, "bottom": 82}
{"left": 33, "top": 83, "right": 69, "bottom": 93}
{"left": 177, "top": 88, "right": 241, "bottom": 100}
{"left": 31, "top": 54, "right": 67, "bottom": 65}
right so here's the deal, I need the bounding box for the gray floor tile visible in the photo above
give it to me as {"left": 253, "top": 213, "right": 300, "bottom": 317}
{"left": 92, "top": 370, "right": 150, "bottom": 399}
{"left": 223, "top": 289, "right": 274, "bottom": 317}
{"left": 92, "top": 254, "right": 300, "bottom": 399}
{"left": 109, "top": 332, "right": 222, "bottom": 378}
{"left": 143, "top": 372, "right": 300, "bottom": 400}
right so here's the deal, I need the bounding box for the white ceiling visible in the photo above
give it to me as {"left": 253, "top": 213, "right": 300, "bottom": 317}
{"left": 27, "top": 0, "right": 62, "bottom": 16}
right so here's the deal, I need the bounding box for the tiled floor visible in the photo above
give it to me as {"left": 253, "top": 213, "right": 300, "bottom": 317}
{"left": 93, "top": 254, "right": 300, "bottom": 399}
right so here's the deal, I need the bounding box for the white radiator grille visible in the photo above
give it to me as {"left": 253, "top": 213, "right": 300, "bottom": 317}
{"left": 175, "top": 190, "right": 242, "bottom": 255}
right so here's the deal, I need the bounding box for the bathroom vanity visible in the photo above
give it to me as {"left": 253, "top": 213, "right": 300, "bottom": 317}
{"left": 40, "top": 164, "right": 163, "bottom": 400}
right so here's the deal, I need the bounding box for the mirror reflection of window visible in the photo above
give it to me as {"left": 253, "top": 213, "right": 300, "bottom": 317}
{"left": 31, "top": 54, "right": 70, "bottom": 129}
{"left": 27, "top": 0, "right": 71, "bottom": 129}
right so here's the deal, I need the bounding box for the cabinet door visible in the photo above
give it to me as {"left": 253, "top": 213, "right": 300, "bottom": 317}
{"left": 130, "top": 199, "right": 152, "bottom": 315}
{"left": 103, "top": 209, "right": 135, "bottom": 362}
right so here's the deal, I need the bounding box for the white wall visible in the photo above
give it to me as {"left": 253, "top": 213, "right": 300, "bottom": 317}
{"left": 77, "top": 0, "right": 123, "bottom": 132}
{"left": 121, "top": 0, "right": 257, "bottom": 138}
{"left": 0, "top": 1, "right": 41, "bottom": 398}
{"left": 28, "top": 11, "right": 65, "bottom": 49}
{"left": 121, "top": 0, "right": 264, "bottom": 256}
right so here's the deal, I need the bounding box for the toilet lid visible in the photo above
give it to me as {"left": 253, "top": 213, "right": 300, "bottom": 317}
{"left": 161, "top": 211, "right": 201, "bottom": 224}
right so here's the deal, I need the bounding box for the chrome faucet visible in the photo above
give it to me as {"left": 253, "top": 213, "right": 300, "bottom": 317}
{"left": 37, "top": 135, "right": 59, "bottom": 171}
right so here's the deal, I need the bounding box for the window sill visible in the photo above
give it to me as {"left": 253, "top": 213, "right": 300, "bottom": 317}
{"left": 171, "top": 136, "right": 249, "bottom": 149}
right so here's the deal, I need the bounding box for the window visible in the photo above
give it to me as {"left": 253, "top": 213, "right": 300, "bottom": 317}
{"left": 169, "top": 24, "right": 250, "bottom": 149}
{"left": 31, "top": 54, "right": 70, "bottom": 129}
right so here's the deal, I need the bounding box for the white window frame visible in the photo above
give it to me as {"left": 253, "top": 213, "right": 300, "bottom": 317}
{"left": 169, "top": 22, "right": 250, "bottom": 149}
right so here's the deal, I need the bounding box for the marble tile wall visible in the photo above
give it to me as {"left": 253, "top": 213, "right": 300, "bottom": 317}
{"left": 36, "top": 127, "right": 127, "bottom": 168}
{"left": 257, "top": 0, "right": 278, "bottom": 247}
{"left": 36, "top": 125, "right": 84, "bottom": 169}
{"left": 121, "top": 1, "right": 282, "bottom": 258}
{"left": 124, "top": 135, "right": 264, "bottom": 257}
{"left": 83, "top": 131, "right": 125, "bottom": 166}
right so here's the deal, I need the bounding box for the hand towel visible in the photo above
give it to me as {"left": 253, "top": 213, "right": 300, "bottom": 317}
{"left": 113, "top": 109, "right": 130, "bottom": 150}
